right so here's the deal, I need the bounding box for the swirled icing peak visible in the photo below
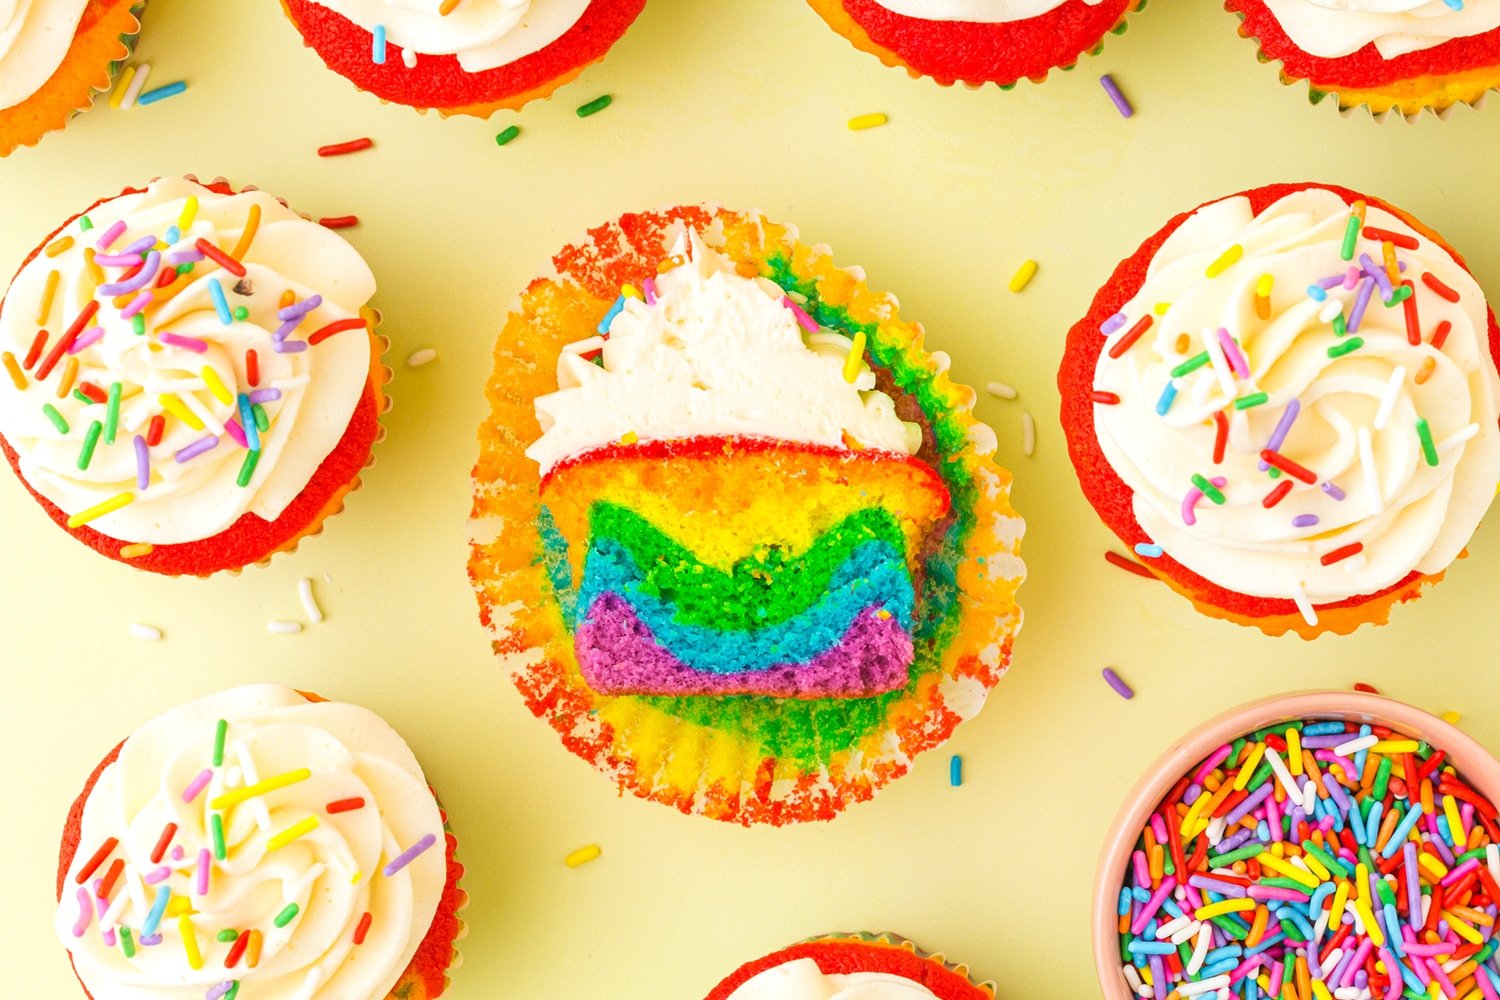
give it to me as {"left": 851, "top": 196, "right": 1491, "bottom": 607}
{"left": 54, "top": 684, "right": 446, "bottom": 1000}
{"left": 0, "top": 177, "right": 375, "bottom": 546}
{"left": 871, "top": 0, "right": 1101, "bottom": 21}
{"left": 1091, "top": 189, "right": 1500, "bottom": 623}
{"left": 0, "top": 0, "right": 90, "bottom": 111}
{"left": 525, "top": 229, "right": 921, "bottom": 474}
{"left": 1260, "top": 0, "right": 1500, "bottom": 59}
{"left": 308, "top": 0, "right": 590, "bottom": 71}
{"left": 728, "top": 958, "right": 939, "bottom": 999}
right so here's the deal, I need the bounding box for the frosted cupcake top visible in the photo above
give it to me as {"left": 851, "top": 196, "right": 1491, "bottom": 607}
{"left": 0, "top": 177, "right": 375, "bottom": 546}
{"left": 0, "top": 0, "right": 90, "bottom": 110}
{"left": 1091, "top": 188, "right": 1499, "bottom": 623}
{"left": 526, "top": 228, "right": 921, "bottom": 475}
{"left": 54, "top": 684, "right": 446, "bottom": 1000}
{"left": 308, "top": 0, "right": 589, "bottom": 71}
{"left": 728, "top": 958, "right": 938, "bottom": 999}
{"left": 1260, "top": 0, "right": 1500, "bottom": 59}
{"left": 871, "top": 0, "right": 1102, "bottom": 21}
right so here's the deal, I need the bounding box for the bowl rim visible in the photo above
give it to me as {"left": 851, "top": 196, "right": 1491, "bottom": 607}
{"left": 1090, "top": 689, "right": 1500, "bottom": 998}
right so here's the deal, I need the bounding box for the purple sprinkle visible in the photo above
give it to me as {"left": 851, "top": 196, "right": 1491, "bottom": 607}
{"left": 133, "top": 435, "right": 150, "bottom": 489}
{"left": 121, "top": 235, "right": 157, "bottom": 256}
{"left": 99, "top": 250, "right": 160, "bottom": 296}
{"left": 206, "top": 983, "right": 235, "bottom": 1000}
{"left": 272, "top": 317, "right": 301, "bottom": 343}
{"left": 144, "top": 865, "right": 172, "bottom": 885}
{"left": 1347, "top": 276, "right": 1376, "bottom": 335}
{"left": 247, "top": 388, "right": 282, "bottom": 404}
{"left": 1292, "top": 514, "right": 1320, "bottom": 528}
{"left": 1322, "top": 481, "right": 1346, "bottom": 501}
{"left": 121, "top": 290, "right": 153, "bottom": 319}
{"left": 164, "top": 249, "right": 205, "bottom": 265}
{"left": 93, "top": 252, "right": 144, "bottom": 268}
{"left": 159, "top": 332, "right": 208, "bottom": 353}
{"left": 182, "top": 768, "right": 213, "bottom": 803}
{"left": 1258, "top": 400, "right": 1302, "bottom": 471}
{"left": 1359, "top": 253, "right": 1393, "bottom": 299}
{"left": 1099, "top": 74, "right": 1133, "bottom": 118}
{"left": 277, "top": 294, "right": 322, "bottom": 322}
{"left": 382, "top": 833, "right": 438, "bottom": 877}
{"left": 139, "top": 933, "right": 162, "bottom": 946}
{"left": 1102, "top": 667, "right": 1134, "bottom": 700}
{"left": 68, "top": 327, "right": 104, "bottom": 354}
{"left": 1316, "top": 274, "right": 1346, "bottom": 290}
{"left": 1100, "top": 312, "right": 1127, "bottom": 337}
{"left": 274, "top": 339, "right": 307, "bottom": 354}
{"left": 94, "top": 220, "right": 127, "bottom": 251}
{"left": 174, "top": 434, "right": 219, "bottom": 463}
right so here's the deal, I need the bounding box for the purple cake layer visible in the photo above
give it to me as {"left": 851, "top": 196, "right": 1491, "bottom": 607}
{"left": 574, "top": 593, "right": 915, "bottom": 699}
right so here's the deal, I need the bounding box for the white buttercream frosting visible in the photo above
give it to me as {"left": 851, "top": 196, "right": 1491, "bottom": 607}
{"left": 0, "top": 0, "right": 90, "bottom": 111}
{"left": 0, "top": 177, "right": 375, "bottom": 545}
{"left": 525, "top": 230, "right": 921, "bottom": 474}
{"left": 728, "top": 958, "right": 939, "bottom": 1000}
{"left": 54, "top": 684, "right": 447, "bottom": 1000}
{"left": 870, "top": 0, "right": 1100, "bottom": 21}
{"left": 1092, "top": 189, "right": 1500, "bottom": 606}
{"left": 1260, "top": 0, "right": 1500, "bottom": 60}
{"left": 309, "top": 0, "right": 589, "bottom": 71}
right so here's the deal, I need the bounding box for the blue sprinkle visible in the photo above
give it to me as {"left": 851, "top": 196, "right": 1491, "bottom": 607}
{"left": 372, "top": 24, "right": 387, "bottom": 64}
{"left": 1441, "top": 0, "right": 1463, "bottom": 9}
{"left": 137, "top": 81, "right": 187, "bottom": 106}
{"left": 949, "top": 754, "right": 962, "bottom": 787}
{"left": 1133, "top": 543, "right": 1163, "bottom": 559}
{"left": 1155, "top": 380, "right": 1178, "bottom": 416}
{"left": 163, "top": 226, "right": 181, "bottom": 244}
{"left": 1306, "top": 284, "right": 1327, "bottom": 302}
{"left": 208, "top": 278, "right": 232, "bottom": 325}
{"left": 597, "top": 295, "right": 626, "bottom": 335}
{"left": 238, "top": 394, "right": 260, "bottom": 452}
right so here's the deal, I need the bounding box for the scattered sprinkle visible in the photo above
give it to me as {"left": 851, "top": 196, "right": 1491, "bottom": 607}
{"left": 1101, "top": 667, "right": 1133, "bottom": 700}
{"left": 319, "top": 216, "right": 359, "bottom": 230}
{"left": 576, "top": 94, "right": 612, "bottom": 118}
{"left": 949, "top": 754, "right": 963, "bottom": 787}
{"left": 137, "top": 81, "right": 187, "bottom": 106}
{"left": 120, "top": 63, "right": 151, "bottom": 109}
{"left": 1105, "top": 550, "right": 1156, "bottom": 579}
{"left": 985, "top": 381, "right": 1017, "bottom": 400}
{"left": 1099, "top": 74, "right": 1133, "bottom": 118}
{"left": 1022, "top": 411, "right": 1035, "bottom": 457}
{"left": 1133, "top": 543, "right": 1163, "bottom": 558}
{"left": 1008, "top": 259, "right": 1038, "bottom": 293}
{"left": 266, "top": 620, "right": 302, "bottom": 635}
{"left": 298, "top": 578, "right": 324, "bottom": 624}
{"left": 406, "top": 348, "right": 438, "bottom": 368}
{"left": 494, "top": 125, "right": 521, "bottom": 146}
{"left": 565, "top": 844, "right": 602, "bottom": 868}
{"left": 317, "top": 137, "right": 373, "bottom": 157}
{"left": 847, "top": 112, "right": 887, "bottom": 130}
{"left": 129, "top": 623, "right": 163, "bottom": 641}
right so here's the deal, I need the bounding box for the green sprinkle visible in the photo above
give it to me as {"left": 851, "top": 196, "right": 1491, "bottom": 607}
{"left": 77, "top": 420, "right": 102, "bottom": 470}
{"left": 1332, "top": 313, "right": 1347, "bottom": 337}
{"left": 1376, "top": 879, "right": 1397, "bottom": 907}
{"left": 42, "top": 403, "right": 68, "bottom": 434}
{"left": 1386, "top": 284, "right": 1413, "bottom": 307}
{"left": 494, "top": 125, "right": 521, "bottom": 146}
{"left": 273, "top": 903, "right": 300, "bottom": 928}
{"left": 1341, "top": 213, "right": 1360, "bottom": 261}
{"left": 1373, "top": 756, "right": 1392, "bottom": 799}
{"left": 119, "top": 926, "right": 135, "bottom": 958}
{"left": 79, "top": 215, "right": 93, "bottom": 232}
{"left": 1191, "top": 473, "right": 1226, "bottom": 505}
{"left": 232, "top": 306, "right": 249, "bottom": 321}
{"left": 211, "top": 813, "right": 226, "bottom": 861}
{"left": 226, "top": 983, "right": 240, "bottom": 1000}
{"left": 575, "top": 94, "right": 612, "bottom": 118}
{"left": 73, "top": 389, "right": 92, "bottom": 405}
{"left": 1268, "top": 467, "right": 1281, "bottom": 480}
{"left": 1171, "top": 352, "right": 1211, "bottom": 378}
{"left": 132, "top": 313, "right": 146, "bottom": 336}
{"left": 1260, "top": 877, "right": 1310, "bottom": 891}
{"left": 1417, "top": 418, "right": 1439, "bottom": 466}
{"left": 252, "top": 403, "right": 269, "bottom": 433}
{"left": 103, "top": 382, "right": 121, "bottom": 444}
{"left": 236, "top": 448, "right": 260, "bottom": 488}
{"left": 1234, "top": 392, "right": 1269, "bottom": 410}
{"left": 176, "top": 263, "right": 194, "bottom": 276}
{"left": 1327, "top": 337, "right": 1364, "bottom": 358}
{"left": 212, "top": 718, "right": 228, "bottom": 766}
{"left": 1302, "top": 841, "right": 1350, "bottom": 877}
{"left": 1207, "top": 844, "right": 1264, "bottom": 868}
{"left": 217, "top": 929, "right": 239, "bottom": 943}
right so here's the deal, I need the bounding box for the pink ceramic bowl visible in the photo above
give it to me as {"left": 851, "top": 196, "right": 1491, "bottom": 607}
{"left": 1090, "top": 690, "right": 1500, "bottom": 998}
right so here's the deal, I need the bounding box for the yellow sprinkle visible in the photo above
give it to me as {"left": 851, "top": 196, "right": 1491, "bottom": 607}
{"left": 1206, "top": 244, "right": 1244, "bottom": 278}
{"left": 201, "top": 366, "right": 234, "bottom": 405}
{"left": 56, "top": 356, "right": 78, "bottom": 399}
{"left": 1447, "top": 912, "right": 1484, "bottom": 945}
{"left": 166, "top": 896, "right": 194, "bottom": 917}
{"left": 843, "top": 331, "right": 867, "bottom": 384}
{"left": 1287, "top": 727, "right": 1303, "bottom": 776}
{"left": 621, "top": 283, "right": 641, "bottom": 300}
{"left": 1179, "top": 791, "right": 1212, "bottom": 838}
{"left": 1256, "top": 274, "right": 1275, "bottom": 297}
{"left": 1371, "top": 740, "right": 1420, "bottom": 753}
{"left": 265, "top": 816, "right": 320, "bottom": 852}
{"left": 1353, "top": 895, "right": 1385, "bottom": 947}
{"left": 1311, "top": 981, "right": 1333, "bottom": 1000}
{"left": 210, "top": 768, "right": 312, "bottom": 810}
{"left": 179, "top": 195, "right": 199, "bottom": 230}
{"left": 1008, "top": 260, "right": 1038, "bottom": 293}
{"left": 84, "top": 248, "right": 105, "bottom": 287}
{"left": 1442, "top": 711, "right": 1462, "bottom": 725}
{"left": 157, "top": 393, "right": 205, "bottom": 432}
{"left": 1382, "top": 241, "right": 1401, "bottom": 287}
{"left": 178, "top": 916, "right": 203, "bottom": 970}
{"left": 44, "top": 236, "right": 74, "bottom": 259}
{"left": 2, "top": 352, "right": 26, "bottom": 390}
{"left": 1419, "top": 853, "right": 1448, "bottom": 881}
{"left": 1234, "top": 743, "right": 1266, "bottom": 790}
{"left": 37, "top": 269, "right": 60, "bottom": 325}
{"left": 847, "top": 113, "right": 888, "bottom": 131}
{"left": 1153, "top": 302, "right": 1172, "bottom": 315}
{"left": 1302, "top": 851, "right": 1331, "bottom": 882}
{"left": 1196, "top": 898, "right": 1256, "bottom": 920}
{"left": 565, "top": 844, "right": 602, "bottom": 868}
{"left": 109, "top": 65, "right": 136, "bottom": 108}
{"left": 620, "top": 431, "right": 638, "bottom": 445}
{"left": 351, "top": 871, "right": 362, "bottom": 885}
{"left": 67, "top": 492, "right": 134, "bottom": 529}
{"left": 119, "top": 543, "right": 154, "bottom": 558}
{"left": 875, "top": 609, "right": 892, "bottom": 620}
{"left": 1445, "top": 794, "right": 1466, "bottom": 843}
{"left": 1354, "top": 199, "right": 1368, "bottom": 225}
{"left": 1329, "top": 880, "right": 1350, "bottom": 928}
{"left": 1256, "top": 852, "right": 1320, "bottom": 890}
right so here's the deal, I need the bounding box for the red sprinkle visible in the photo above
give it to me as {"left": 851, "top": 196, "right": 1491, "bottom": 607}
{"left": 146, "top": 414, "right": 165, "bottom": 447}
{"left": 1262, "top": 480, "right": 1294, "bottom": 508}
{"left": 319, "top": 215, "right": 359, "bottom": 230}
{"left": 225, "top": 930, "right": 250, "bottom": 969}
{"left": 1432, "top": 320, "right": 1453, "bottom": 351}
{"left": 194, "top": 238, "right": 247, "bottom": 278}
{"left": 1401, "top": 282, "right": 1421, "bottom": 346}
{"left": 1260, "top": 449, "right": 1317, "bottom": 485}
{"left": 150, "top": 822, "right": 178, "bottom": 864}
{"left": 97, "top": 858, "right": 125, "bottom": 900}
{"left": 352, "top": 911, "right": 373, "bottom": 945}
{"left": 307, "top": 317, "right": 368, "bottom": 346}
{"left": 75, "top": 837, "right": 118, "bottom": 884}
{"left": 325, "top": 797, "right": 366, "bottom": 814}
{"left": 246, "top": 349, "right": 260, "bottom": 388}
{"left": 1107, "top": 315, "right": 1152, "bottom": 359}
{"left": 23, "top": 329, "right": 47, "bottom": 369}
{"left": 318, "top": 137, "right": 374, "bottom": 157}
{"left": 1105, "top": 550, "right": 1156, "bottom": 579}
{"left": 1320, "top": 542, "right": 1364, "bottom": 566}
{"left": 1362, "top": 227, "right": 1418, "bottom": 251}
{"left": 156, "top": 266, "right": 178, "bottom": 289}
{"left": 1421, "top": 272, "right": 1460, "bottom": 303}
{"left": 1213, "top": 411, "right": 1229, "bottom": 465}
{"left": 1353, "top": 682, "right": 1381, "bottom": 694}
{"left": 36, "top": 300, "right": 98, "bottom": 380}
{"left": 78, "top": 382, "right": 108, "bottom": 404}
{"left": 1090, "top": 390, "right": 1121, "bottom": 405}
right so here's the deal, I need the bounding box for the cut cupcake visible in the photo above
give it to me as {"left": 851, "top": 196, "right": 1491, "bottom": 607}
{"left": 707, "top": 933, "right": 995, "bottom": 1000}
{"left": 0, "top": 0, "right": 145, "bottom": 156}
{"left": 469, "top": 205, "right": 1024, "bottom": 825}
{"left": 805, "top": 0, "right": 1144, "bottom": 88}
{"left": 280, "top": 0, "right": 647, "bottom": 116}
{"left": 0, "top": 176, "right": 387, "bottom": 576}
{"left": 1225, "top": 0, "right": 1500, "bottom": 118}
{"left": 55, "top": 684, "right": 465, "bottom": 1000}
{"left": 1060, "top": 182, "right": 1500, "bottom": 638}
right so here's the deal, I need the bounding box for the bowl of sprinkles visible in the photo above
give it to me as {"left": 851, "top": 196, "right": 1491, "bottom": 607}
{"left": 1093, "top": 690, "right": 1500, "bottom": 1000}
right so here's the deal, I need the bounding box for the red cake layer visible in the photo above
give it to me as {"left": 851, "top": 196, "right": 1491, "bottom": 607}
{"left": 1057, "top": 181, "right": 1500, "bottom": 624}
{"left": 706, "top": 937, "right": 992, "bottom": 1000}
{"left": 1226, "top": 0, "right": 1500, "bottom": 89}
{"left": 282, "top": 0, "right": 645, "bottom": 111}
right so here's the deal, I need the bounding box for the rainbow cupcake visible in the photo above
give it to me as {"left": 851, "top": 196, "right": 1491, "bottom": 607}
{"left": 707, "top": 933, "right": 995, "bottom": 999}
{"left": 469, "top": 205, "right": 1025, "bottom": 825}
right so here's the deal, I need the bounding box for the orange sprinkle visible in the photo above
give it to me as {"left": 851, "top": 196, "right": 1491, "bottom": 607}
{"left": 119, "top": 543, "right": 154, "bottom": 558}
{"left": 56, "top": 356, "right": 78, "bottom": 398}
{"left": 230, "top": 203, "right": 261, "bottom": 261}
{"left": 44, "top": 236, "right": 74, "bottom": 258}
{"left": 84, "top": 248, "right": 104, "bottom": 286}
{"left": 2, "top": 351, "right": 27, "bottom": 390}
{"left": 37, "top": 269, "right": 59, "bottom": 325}
{"left": 245, "top": 929, "right": 262, "bottom": 969}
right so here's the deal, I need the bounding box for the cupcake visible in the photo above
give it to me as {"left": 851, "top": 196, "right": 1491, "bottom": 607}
{"left": 55, "top": 684, "right": 465, "bottom": 1000}
{"left": 0, "top": 176, "right": 387, "bottom": 576}
{"left": 804, "top": 0, "right": 1144, "bottom": 88}
{"left": 0, "top": 0, "right": 145, "bottom": 156}
{"left": 1059, "top": 183, "right": 1500, "bottom": 638}
{"left": 707, "top": 932, "right": 995, "bottom": 999}
{"left": 468, "top": 205, "right": 1025, "bottom": 825}
{"left": 1225, "top": 0, "right": 1500, "bottom": 118}
{"left": 279, "top": 0, "right": 647, "bottom": 116}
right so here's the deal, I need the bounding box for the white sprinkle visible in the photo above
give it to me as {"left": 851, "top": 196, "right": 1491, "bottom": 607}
{"left": 1265, "top": 746, "right": 1301, "bottom": 801}
{"left": 1372, "top": 365, "right": 1406, "bottom": 431}
{"left": 1290, "top": 582, "right": 1318, "bottom": 628}
{"left": 1022, "top": 411, "right": 1036, "bottom": 457}
{"left": 121, "top": 63, "right": 151, "bottom": 110}
{"left": 129, "top": 623, "right": 162, "bottom": 641}
{"left": 1179, "top": 977, "right": 1230, "bottom": 997}
{"left": 1357, "top": 427, "right": 1381, "bottom": 508}
{"left": 1185, "top": 922, "right": 1212, "bottom": 975}
{"left": 406, "top": 348, "right": 438, "bottom": 368}
{"left": 1334, "top": 734, "right": 1378, "bottom": 756}
{"left": 985, "top": 381, "right": 1017, "bottom": 400}
{"left": 1318, "top": 299, "right": 1344, "bottom": 325}
{"left": 298, "top": 577, "right": 324, "bottom": 624}
{"left": 1438, "top": 422, "right": 1481, "bottom": 455}
{"left": 267, "top": 620, "right": 302, "bottom": 635}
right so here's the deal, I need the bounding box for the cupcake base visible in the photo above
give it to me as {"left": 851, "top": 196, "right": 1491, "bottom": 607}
{"left": 705, "top": 932, "right": 995, "bottom": 999}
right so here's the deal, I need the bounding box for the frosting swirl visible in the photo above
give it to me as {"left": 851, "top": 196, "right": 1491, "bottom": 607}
{"left": 728, "top": 958, "right": 939, "bottom": 999}
{"left": 54, "top": 684, "right": 446, "bottom": 1000}
{"left": 1091, "top": 189, "right": 1500, "bottom": 614}
{"left": 309, "top": 0, "right": 589, "bottom": 72}
{"left": 526, "top": 229, "right": 920, "bottom": 475}
{"left": 0, "top": 177, "right": 375, "bottom": 545}
{"left": 870, "top": 0, "right": 1101, "bottom": 22}
{"left": 0, "top": 0, "right": 90, "bottom": 110}
{"left": 1260, "top": 0, "right": 1500, "bottom": 59}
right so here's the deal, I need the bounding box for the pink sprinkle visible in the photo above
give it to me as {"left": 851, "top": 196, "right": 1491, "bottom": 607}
{"left": 91, "top": 880, "right": 116, "bottom": 947}
{"left": 144, "top": 866, "right": 172, "bottom": 885}
{"left": 120, "top": 290, "right": 153, "bottom": 319}
{"left": 1344, "top": 267, "right": 1360, "bottom": 291}
{"left": 158, "top": 332, "right": 208, "bottom": 353}
{"left": 95, "top": 220, "right": 127, "bottom": 252}
{"left": 782, "top": 297, "right": 819, "bottom": 335}
{"left": 196, "top": 848, "right": 210, "bottom": 896}
{"left": 67, "top": 327, "right": 105, "bottom": 354}
{"left": 93, "top": 252, "right": 144, "bottom": 268}
{"left": 1217, "top": 327, "right": 1250, "bottom": 378}
{"left": 223, "top": 418, "right": 248, "bottom": 449}
{"left": 643, "top": 277, "right": 657, "bottom": 305}
{"left": 1181, "top": 475, "right": 1227, "bottom": 527}
{"left": 170, "top": 846, "right": 184, "bottom": 862}
{"left": 182, "top": 768, "right": 213, "bottom": 803}
{"left": 72, "top": 887, "right": 91, "bottom": 937}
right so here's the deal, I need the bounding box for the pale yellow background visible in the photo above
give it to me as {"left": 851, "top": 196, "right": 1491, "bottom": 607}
{"left": 4, "top": 1, "right": 1500, "bottom": 996}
